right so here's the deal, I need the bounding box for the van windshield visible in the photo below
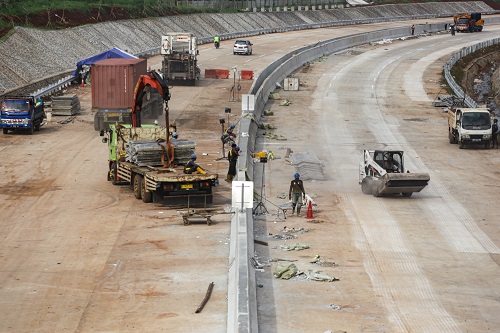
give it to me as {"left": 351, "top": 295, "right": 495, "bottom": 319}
{"left": 462, "top": 112, "right": 491, "bottom": 129}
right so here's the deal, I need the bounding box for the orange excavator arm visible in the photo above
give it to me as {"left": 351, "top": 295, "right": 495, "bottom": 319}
{"left": 131, "top": 71, "right": 170, "bottom": 127}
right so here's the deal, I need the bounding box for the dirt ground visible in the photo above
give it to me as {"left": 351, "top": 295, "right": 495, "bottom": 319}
{"left": 1, "top": 19, "right": 499, "bottom": 332}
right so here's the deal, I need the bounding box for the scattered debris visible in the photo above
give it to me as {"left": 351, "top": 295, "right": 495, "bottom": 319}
{"left": 259, "top": 122, "right": 275, "bottom": 129}
{"left": 268, "top": 258, "right": 298, "bottom": 262}
{"left": 195, "top": 282, "right": 214, "bottom": 313}
{"left": 303, "top": 269, "right": 338, "bottom": 282}
{"left": 57, "top": 116, "right": 76, "bottom": 124}
{"left": 254, "top": 239, "right": 268, "bottom": 246}
{"left": 273, "top": 263, "right": 298, "bottom": 279}
{"left": 328, "top": 304, "right": 342, "bottom": 310}
{"left": 280, "top": 243, "right": 310, "bottom": 251}
{"left": 310, "top": 254, "right": 321, "bottom": 263}
{"left": 269, "top": 92, "right": 280, "bottom": 100}
{"left": 263, "top": 109, "right": 274, "bottom": 116}
{"left": 272, "top": 234, "right": 298, "bottom": 240}
{"left": 279, "top": 99, "right": 292, "bottom": 106}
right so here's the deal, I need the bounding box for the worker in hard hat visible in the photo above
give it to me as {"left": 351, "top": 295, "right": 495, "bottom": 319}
{"left": 221, "top": 128, "right": 235, "bottom": 146}
{"left": 289, "top": 173, "right": 306, "bottom": 216}
{"left": 226, "top": 144, "right": 240, "bottom": 183}
{"left": 183, "top": 154, "right": 206, "bottom": 174}
{"left": 171, "top": 132, "right": 178, "bottom": 141}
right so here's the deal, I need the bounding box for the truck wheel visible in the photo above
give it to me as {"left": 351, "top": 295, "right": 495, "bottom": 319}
{"left": 141, "top": 179, "right": 152, "bottom": 203}
{"left": 110, "top": 162, "right": 119, "bottom": 185}
{"left": 2, "top": 128, "right": 8, "bottom": 134}
{"left": 402, "top": 192, "right": 412, "bottom": 197}
{"left": 35, "top": 121, "right": 41, "bottom": 131}
{"left": 29, "top": 125, "right": 34, "bottom": 135}
{"left": 459, "top": 140, "right": 464, "bottom": 149}
{"left": 133, "top": 175, "right": 143, "bottom": 199}
{"left": 484, "top": 141, "right": 490, "bottom": 149}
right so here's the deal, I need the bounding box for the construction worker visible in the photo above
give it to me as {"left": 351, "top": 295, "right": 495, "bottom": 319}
{"left": 156, "top": 138, "right": 175, "bottom": 168}
{"left": 289, "top": 173, "right": 306, "bottom": 216}
{"left": 411, "top": 24, "right": 415, "bottom": 35}
{"left": 184, "top": 154, "right": 206, "bottom": 174}
{"left": 214, "top": 35, "right": 220, "bottom": 49}
{"left": 226, "top": 144, "right": 240, "bottom": 182}
{"left": 221, "top": 128, "right": 235, "bottom": 146}
{"left": 492, "top": 119, "right": 499, "bottom": 148}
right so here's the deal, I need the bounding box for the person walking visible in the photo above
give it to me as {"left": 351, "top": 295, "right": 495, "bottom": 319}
{"left": 451, "top": 24, "right": 455, "bottom": 36}
{"left": 289, "top": 173, "right": 306, "bottom": 216}
{"left": 226, "top": 144, "right": 240, "bottom": 182}
{"left": 411, "top": 24, "right": 415, "bottom": 35}
{"left": 214, "top": 35, "right": 220, "bottom": 49}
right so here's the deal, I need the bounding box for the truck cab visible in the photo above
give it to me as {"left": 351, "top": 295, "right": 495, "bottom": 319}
{"left": 1, "top": 96, "right": 45, "bottom": 134}
{"left": 448, "top": 108, "right": 492, "bottom": 149}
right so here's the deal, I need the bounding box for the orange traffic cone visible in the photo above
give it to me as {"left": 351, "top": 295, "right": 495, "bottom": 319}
{"left": 306, "top": 200, "right": 313, "bottom": 219}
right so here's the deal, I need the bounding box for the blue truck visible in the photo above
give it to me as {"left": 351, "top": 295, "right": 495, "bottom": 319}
{"left": 1, "top": 96, "right": 46, "bottom": 134}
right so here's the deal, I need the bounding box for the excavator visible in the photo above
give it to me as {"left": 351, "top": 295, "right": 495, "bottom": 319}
{"left": 132, "top": 70, "right": 170, "bottom": 128}
{"left": 453, "top": 12, "right": 484, "bottom": 33}
{"left": 359, "top": 150, "right": 430, "bottom": 197}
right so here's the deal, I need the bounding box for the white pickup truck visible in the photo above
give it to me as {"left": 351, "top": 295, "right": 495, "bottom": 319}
{"left": 448, "top": 108, "right": 493, "bottom": 149}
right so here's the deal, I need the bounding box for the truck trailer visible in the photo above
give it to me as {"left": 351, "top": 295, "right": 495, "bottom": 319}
{"left": 102, "top": 124, "right": 219, "bottom": 206}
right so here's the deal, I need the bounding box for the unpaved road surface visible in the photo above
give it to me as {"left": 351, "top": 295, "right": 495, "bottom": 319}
{"left": 0, "top": 18, "right": 499, "bottom": 332}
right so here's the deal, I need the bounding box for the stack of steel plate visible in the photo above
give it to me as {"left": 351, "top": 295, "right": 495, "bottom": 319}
{"left": 125, "top": 139, "right": 196, "bottom": 167}
{"left": 290, "top": 151, "right": 325, "bottom": 180}
{"left": 173, "top": 140, "right": 196, "bottom": 165}
{"left": 125, "top": 140, "right": 162, "bottom": 166}
{"left": 51, "top": 94, "right": 80, "bottom": 116}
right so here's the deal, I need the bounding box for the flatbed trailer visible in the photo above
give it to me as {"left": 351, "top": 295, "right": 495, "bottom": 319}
{"left": 104, "top": 124, "right": 218, "bottom": 206}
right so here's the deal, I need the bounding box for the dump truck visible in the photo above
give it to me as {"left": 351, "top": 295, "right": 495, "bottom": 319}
{"left": 453, "top": 13, "right": 484, "bottom": 32}
{"left": 359, "top": 150, "right": 430, "bottom": 197}
{"left": 161, "top": 33, "right": 200, "bottom": 86}
{"left": 101, "top": 124, "right": 219, "bottom": 206}
{"left": 448, "top": 107, "right": 493, "bottom": 149}
{"left": 1, "top": 96, "right": 45, "bottom": 134}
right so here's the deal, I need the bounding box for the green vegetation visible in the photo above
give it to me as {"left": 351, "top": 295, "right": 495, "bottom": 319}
{"left": 0, "top": 0, "right": 242, "bottom": 36}
{"left": 0, "top": 0, "right": 239, "bottom": 15}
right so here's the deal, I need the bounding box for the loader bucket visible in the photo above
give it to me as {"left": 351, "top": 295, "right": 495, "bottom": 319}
{"left": 377, "top": 172, "right": 430, "bottom": 196}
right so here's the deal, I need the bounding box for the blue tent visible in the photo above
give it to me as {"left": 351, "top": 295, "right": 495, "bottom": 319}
{"left": 72, "top": 47, "right": 137, "bottom": 77}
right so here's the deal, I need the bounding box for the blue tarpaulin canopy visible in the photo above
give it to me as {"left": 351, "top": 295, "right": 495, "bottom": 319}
{"left": 72, "top": 47, "right": 137, "bottom": 77}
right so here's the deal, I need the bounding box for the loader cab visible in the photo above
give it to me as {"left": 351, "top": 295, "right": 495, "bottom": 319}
{"left": 374, "top": 150, "right": 404, "bottom": 173}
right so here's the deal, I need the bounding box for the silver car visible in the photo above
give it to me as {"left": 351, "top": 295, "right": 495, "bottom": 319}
{"left": 233, "top": 40, "right": 253, "bottom": 55}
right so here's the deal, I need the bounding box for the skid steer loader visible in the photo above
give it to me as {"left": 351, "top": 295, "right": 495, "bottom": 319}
{"left": 359, "top": 150, "right": 430, "bottom": 197}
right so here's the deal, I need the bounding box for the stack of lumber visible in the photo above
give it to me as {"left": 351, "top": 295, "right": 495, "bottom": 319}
{"left": 51, "top": 94, "right": 80, "bottom": 116}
